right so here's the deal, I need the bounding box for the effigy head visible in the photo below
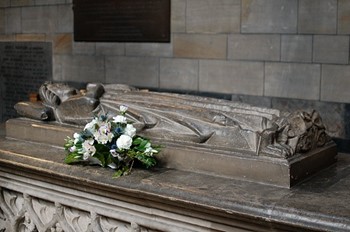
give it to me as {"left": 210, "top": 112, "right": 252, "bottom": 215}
{"left": 16, "top": 82, "right": 106, "bottom": 124}
{"left": 39, "top": 82, "right": 78, "bottom": 106}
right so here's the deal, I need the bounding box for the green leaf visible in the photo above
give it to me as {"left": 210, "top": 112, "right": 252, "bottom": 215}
{"left": 91, "top": 144, "right": 110, "bottom": 167}
{"left": 113, "top": 169, "right": 124, "bottom": 178}
{"left": 106, "top": 153, "right": 113, "bottom": 166}
{"left": 132, "top": 137, "right": 143, "bottom": 145}
{"left": 64, "top": 137, "right": 74, "bottom": 150}
{"left": 94, "top": 143, "right": 110, "bottom": 153}
{"left": 113, "top": 166, "right": 131, "bottom": 178}
{"left": 64, "top": 153, "right": 82, "bottom": 164}
{"left": 136, "top": 154, "right": 157, "bottom": 168}
{"left": 92, "top": 152, "right": 106, "bottom": 167}
{"left": 140, "top": 139, "right": 149, "bottom": 148}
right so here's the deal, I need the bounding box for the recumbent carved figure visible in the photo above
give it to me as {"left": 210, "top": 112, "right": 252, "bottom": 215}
{"left": 14, "top": 82, "right": 331, "bottom": 159}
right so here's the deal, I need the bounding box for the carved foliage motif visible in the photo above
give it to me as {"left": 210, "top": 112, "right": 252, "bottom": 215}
{"left": 0, "top": 188, "right": 157, "bottom": 232}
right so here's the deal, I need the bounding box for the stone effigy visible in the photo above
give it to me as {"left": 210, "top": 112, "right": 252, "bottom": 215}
{"left": 12, "top": 82, "right": 337, "bottom": 187}
{"left": 15, "top": 82, "right": 331, "bottom": 158}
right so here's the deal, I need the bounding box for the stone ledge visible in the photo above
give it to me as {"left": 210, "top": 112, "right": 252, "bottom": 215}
{"left": 5, "top": 118, "right": 338, "bottom": 188}
{"left": 0, "top": 138, "right": 349, "bottom": 231}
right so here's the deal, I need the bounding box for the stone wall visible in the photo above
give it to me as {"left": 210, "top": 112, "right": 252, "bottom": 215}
{"left": 0, "top": 0, "right": 349, "bottom": 147}
{"left": 1, "top": 0, "right": 349, "bottom": 101}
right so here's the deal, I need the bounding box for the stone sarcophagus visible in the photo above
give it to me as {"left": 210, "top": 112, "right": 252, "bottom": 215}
{"left": 9, "top": 82, "right": 337, "bottom": 187}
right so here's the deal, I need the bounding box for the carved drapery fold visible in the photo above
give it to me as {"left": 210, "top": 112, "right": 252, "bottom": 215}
{"left": 14, "top": 82, "right": 333, "bottom": 159}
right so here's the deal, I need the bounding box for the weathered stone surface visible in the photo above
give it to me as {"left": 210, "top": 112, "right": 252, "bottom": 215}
{"left": 21, "top": 6, "right": 58, "bottom": 33}
{"left": 53, "top": 55, "right": 105, "bottom": 83}
{"left": 265, "top": 63, "right": 320, "bottom": 100}
{"left": 0, "top": 0, "right": 10, "bottom": 7}
{"left": 0, "top": 123, "right": 4, "bottom": 136}
{"left": 6, "top": 110, "right": 337, "bottom": 188}
{"left": 338, "top": 0, "right": 350, "bottom": 34}
{"left": 231, "top": 95, "right": 272, "bottom": 109}
{"left": 313, "top": 35, "right": 349, "bottom": 64}
{"left": 228, "top": 34, "right": 280, "bottom": 61}
{"left": 10, "top": 0, "right": 35, "bottom": 7}
{"left": 16, "top": 34, "right": 46, "bottom": 41}
{"left": 160, "top": 58, "right": 198, "bottom": 91}
{"left": 174, "top": 34, "right": 227, "bottom": 59}
{"left": 199, "top": 60, "right": 264, "bottom": 95}
{"left": 0, "top": 9, "right": 4, "bottom": 33}
{"left": 5, "top": 8, "right": 21, "bottom": 34}
{"left": 52, "top": 33, "right": 72, "bottom": 54}
{"left": 281, "top": 35, "right": 312, "bottom": 62}
{"left": 15, "top": 82, "right": 334, "bottom": 163}
{"left": 14, "top": 102, "right": 53, "bottom": 121}
{"left": 72, "top": 42, "right": 95, "bottom": 55}
{"left": 0, "top": 35, "right": 15, "bottom": 41}
{"left": 106, "top": 57, "right": 159, "bottom": 88}
{"left": 241, "top": 0, "right": 297, "bottom": 33}
{"left": 321, "top": 65, "right": 350, "bottom": 103}
{"left": 95, "top": 43, "right": 125, "bottom": 56}
{"left": 171, "top": 0, "right": 186, "bottom": 32}
{"left": 8, "top": 76, "right": 340, "bottom": 188}
{"left": 0, "top": 91, "right": 3, "bottom": 123}
{"left": 298, "top": 0, "right": 337, "bottom": 34}
{"left": 231, "top": 94, "right": 350, "bottom": 141}
{"left": 186, "top": 0, "right": 240, "bottom": 33}
{"left": 272, "top": 97, "right": 350, "bottom": 139}
{"left": 126, "top": 43, "right": 173, "bottom": 57}
{"left": 35, "top": 0, "right": 66, "bottom": 5}
{"left": 57, "top": 5, "right": 73, "bottom": 33}
{"left": 0, "top": 138, "right": 348, "bottom": 231}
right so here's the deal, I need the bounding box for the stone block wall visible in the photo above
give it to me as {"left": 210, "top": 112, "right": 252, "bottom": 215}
{"left": 0, "top": 0, "right": 349, "bottom": 102}
{"left": 0, "top": 0, "right": 349, "bottom": 146}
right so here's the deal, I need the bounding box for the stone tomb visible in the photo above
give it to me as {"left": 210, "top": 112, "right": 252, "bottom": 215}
{"left": 8, "top": 82, "right": 338, "bottom": 188}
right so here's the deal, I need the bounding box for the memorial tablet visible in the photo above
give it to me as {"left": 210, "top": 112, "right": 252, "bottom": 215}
{"left": 0, "top": 42, "right": 52, "bottom": 120}
{"left": 73, "top": 0, "right": 170, "bottom": 42}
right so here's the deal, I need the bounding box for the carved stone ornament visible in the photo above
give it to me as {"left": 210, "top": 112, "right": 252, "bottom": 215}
{"left": 0, "top": 187, "right": 156, "bottom": 232}
{"left": 14, "top": 82, "right": 332, "bottom": 159}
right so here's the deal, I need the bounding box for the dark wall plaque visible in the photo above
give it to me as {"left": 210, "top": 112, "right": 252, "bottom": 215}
{"left": 73, "top": 0, "right": 170, "bottom": 42}
{"left": 0, "top": 42, "right": 52, "bottom": 120}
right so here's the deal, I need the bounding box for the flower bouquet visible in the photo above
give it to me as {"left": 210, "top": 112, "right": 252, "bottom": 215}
{"left": 64, "top": 105, "right": 159, "bottom": 177}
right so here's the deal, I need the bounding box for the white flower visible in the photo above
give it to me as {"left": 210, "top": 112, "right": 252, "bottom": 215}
{"left": 113, "top": 115, "right": 127, "bottom": 124}
{"left": 120, "top": 105, "right": 128, "bottom": 113}
{"left": 82, "top": 139, "right": 96, "bottom": 159}
{"left": 73, "top": 133, "right": 81, "bottom": 144}
{"left": 124, "top": 124, "right": 136, "bottom": 137}
{"left": 108, "top": 163, "right": 117, "bottom": 169}
{"left": 110, "top": 149, "right": 124, "bottom": 161}
{"left": 84, "top": 118, "right": 97, "bottom": 132}
{"left": 144, "top": 142, "right": 158, "bottom": 156}
{"left": 69, "top": 146, "right": 76, "bottom": 152}
{"left": 93, "top": 122, "right": 114, "bottom": 144}
{"left": 110, "top": 149, "right": 117, "bottom": 157}
{"left": 117, "top": 135, "right": 133, "bottom": 150}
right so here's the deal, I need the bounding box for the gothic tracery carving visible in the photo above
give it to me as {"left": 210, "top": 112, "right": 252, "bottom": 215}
{"left": 0, "top": 188, "right": 153, "bottom": 232}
